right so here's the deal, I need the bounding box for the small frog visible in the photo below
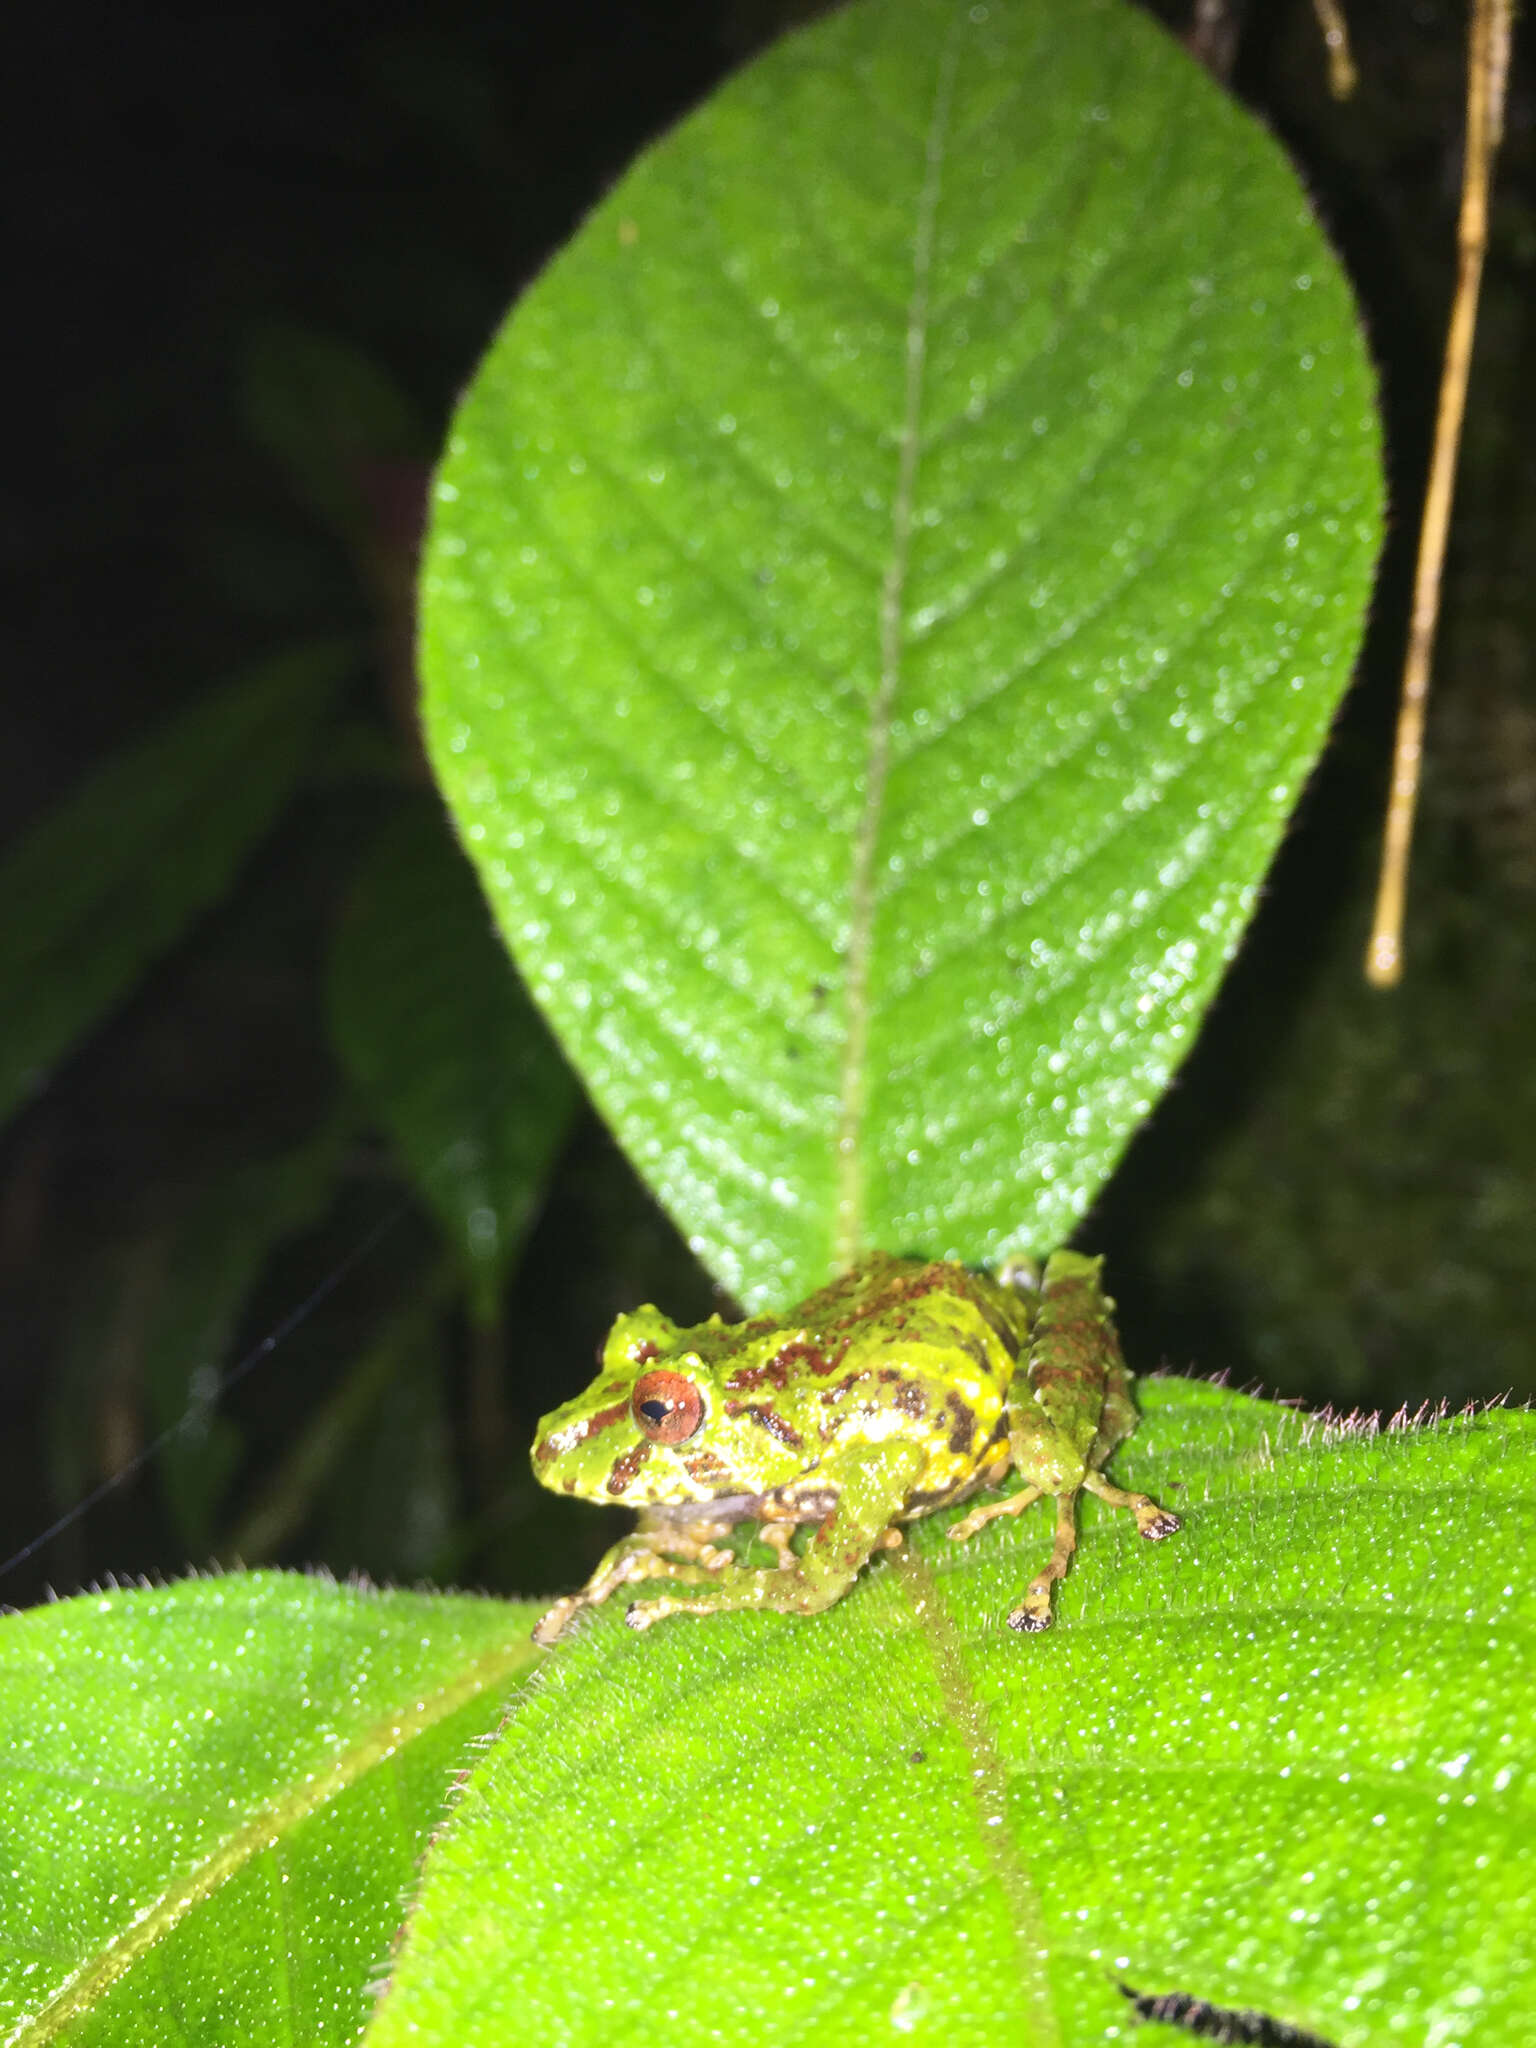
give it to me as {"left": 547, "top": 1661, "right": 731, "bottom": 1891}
{"left": 530, "top": 1250, "right": 1178, "bottom": 1644}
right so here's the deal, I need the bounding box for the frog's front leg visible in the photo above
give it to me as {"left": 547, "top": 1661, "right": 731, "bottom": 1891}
{"left": 625, "top": 1442, "right": 924, "bottom": 1631}
{"left": 531, "top": 1515, "right": 735, "bottom": 1646}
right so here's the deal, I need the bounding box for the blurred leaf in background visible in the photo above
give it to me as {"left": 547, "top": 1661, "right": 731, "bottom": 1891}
{"left": 328, "top": 799, "right": 577, "bottom": 1333}
{"left": 329, "top": 797, "right": 579, "bottom": 1504}
{"left": 0, "top": 643, "right": 357, "bottom": 1129}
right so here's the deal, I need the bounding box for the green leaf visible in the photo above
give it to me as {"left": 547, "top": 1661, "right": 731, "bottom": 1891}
{"left": 0, "top": 642, "right": 357, "bottom": 1131}
{"left": 0, "top": 1574, "right": 538, "bottom": 2045}
{"left": 327, "top": 799, "right": 579, "bottom": 1322}
{"left": 367, "top": 1386, "right": 1534, "bottom": 2048}
{"left": 420, "top": 0, "right": 1383, "bottom": 1309}
{"left": 4, "top": 1397, "right": 1527, "bottom": 2044}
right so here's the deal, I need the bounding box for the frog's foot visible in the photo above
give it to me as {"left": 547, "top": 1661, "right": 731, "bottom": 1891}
{"left": 760, "top": 1521, "right": 798, "bottom": 1572}
{"left": 625, "top": 1594, "right": 715, "bottom": 1631}
{"left": 1082, "top": 1471, "right": 1181, "bottom": 1540}
{"left": 1006, "top": 1490, "right": 1079, "bottom": 1633}
{"left": 532, "top": 1548, "right": 663, "bottom": 1644}
{"left": 531, "top": 1593, "right": 587, "bottom": 1647}
{"left": 531, "top": 1539, "right": 722, "bottom": 1645}
{"left": 946, "top": 1483, "right": 1045, "bottom": 1543}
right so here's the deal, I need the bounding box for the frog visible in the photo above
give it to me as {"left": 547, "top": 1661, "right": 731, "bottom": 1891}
{"left": 529, "top": 1249, "right": 1179, "bottom": 1644}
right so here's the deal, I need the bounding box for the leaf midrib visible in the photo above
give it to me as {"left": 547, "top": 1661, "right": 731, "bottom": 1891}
{"left": 833, "top": 30, "right": 958, "bottom": 1271}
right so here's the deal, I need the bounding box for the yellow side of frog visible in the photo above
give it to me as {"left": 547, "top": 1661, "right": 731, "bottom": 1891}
{"left": 530, "top": 1250, "right": 1178, "bottom": 1643}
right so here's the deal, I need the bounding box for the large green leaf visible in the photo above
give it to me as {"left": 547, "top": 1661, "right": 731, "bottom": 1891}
{"left": 420, "top": 0, "right": 1383, "bottom": 1309}
{"left": 367, "top": 1385, "right": 1534, "bottom": 2048}
{"left": 0, "top": 642, "right": 356, "bottom": 1130}
{"left": 1, "top": 1393, "right": 1527, "bottom": 2044}
{"left": 0, "top": 1575, "right": 538, "bottom": 2045}
{"left": 327, "top": 799, "right": 578, "bottom": 1323}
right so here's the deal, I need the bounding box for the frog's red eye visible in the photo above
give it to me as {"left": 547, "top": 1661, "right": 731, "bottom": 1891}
{"left": 631, "top": 1371, "right": 705, "bottom": 1446}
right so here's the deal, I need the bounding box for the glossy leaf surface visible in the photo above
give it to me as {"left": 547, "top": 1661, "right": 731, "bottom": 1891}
{"left": 0, "top": 642, "right": 356, "bottom": 1130}
{"left": 2, "top": 1393, "right": 1527, "bottom": 2045}
{"left": 369, "top": 1385, "right": 1533, "bottom": 2048}
{"left": 0, "top": 1574, "right": 538, "bottom": 2044}
{"left": 420, "top": 0, "right": 1383, "bottom": 1307}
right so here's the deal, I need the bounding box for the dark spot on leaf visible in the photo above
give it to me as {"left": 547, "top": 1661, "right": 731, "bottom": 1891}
{"left": 1117, "top": 1984, "right": 1338, "bottom": 2046}
{"left": 909, "top": 1749, "right": 926, "bottom": 1765}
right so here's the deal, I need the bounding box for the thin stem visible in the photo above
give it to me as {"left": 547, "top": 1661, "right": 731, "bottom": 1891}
{"left": 1365, "top": 0, "right": 1512, "bottom": 987}
{"left": 1310, "top": 0, "right": 1358, "bottom": 100}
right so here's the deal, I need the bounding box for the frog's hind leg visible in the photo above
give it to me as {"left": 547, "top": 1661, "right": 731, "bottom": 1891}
{"left": 946, "top": 1483, "right": 1075, "bottom": 1632}
{"left": 1006, "top": 1490, "right": 1079, "bottom": 1633}
{"left": 1081, "top": 1470, "right": 1180, "bottom": 1541}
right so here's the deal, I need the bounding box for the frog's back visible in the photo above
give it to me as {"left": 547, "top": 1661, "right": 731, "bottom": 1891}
{"left": 773, "top": 1255, "right": 1029, "bottom": 1501}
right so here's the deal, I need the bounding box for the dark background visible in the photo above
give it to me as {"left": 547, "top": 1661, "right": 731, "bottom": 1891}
{"left": 2, "top": 0, "right": 1532, "bottom": 1609}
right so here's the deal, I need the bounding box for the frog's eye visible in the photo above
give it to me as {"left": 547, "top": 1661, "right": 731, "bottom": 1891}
{"left": 630, "top": 1370, "right": 705, "bottom": 1446}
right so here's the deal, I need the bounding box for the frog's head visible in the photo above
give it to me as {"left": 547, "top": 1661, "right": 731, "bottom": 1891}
{"left": 530, "top": 1302, "right": 800, "bottom": 1507}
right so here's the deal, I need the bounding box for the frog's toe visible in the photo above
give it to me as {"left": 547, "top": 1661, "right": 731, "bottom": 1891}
{"left": 532, "top": 1597, "right": 583, "bottom": 1646}
{"left": 1138, "top": 1506, "right": 1181, "bottom": 1540}
{"left": 1005, "top": 1602, "right": 1053, "bottom": 1633}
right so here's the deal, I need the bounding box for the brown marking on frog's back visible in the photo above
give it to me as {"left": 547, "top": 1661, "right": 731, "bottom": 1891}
{"left": 724, "top": 1401, "right": 805, "bottom": 1450}
{"left": 893, "top": 1380, "right": 927, "bottom": 1420}
{"left": 818, "top": 1369, "right": 867, "bottom": 1410}
{"left": 533, "top": 1399, "right": 629, "bottom": 1463}
{"left": 606, "top": 1440, "right": 653, "bottom": 1495}
{"left": 725, "top": 1339, "right": 829, "bottom": 1392}
{"left": 819, "top": 1338, "right": 851, "bottom": 1374}
{"left": 896, "top": 1263, "right": 954, "bottom": 1296}
{"left": 1029, "top": 1357, "right": 1105, "bottom": 1399}
{"left": 944, "top": 1393, "right": 975, "bottom": 1456}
